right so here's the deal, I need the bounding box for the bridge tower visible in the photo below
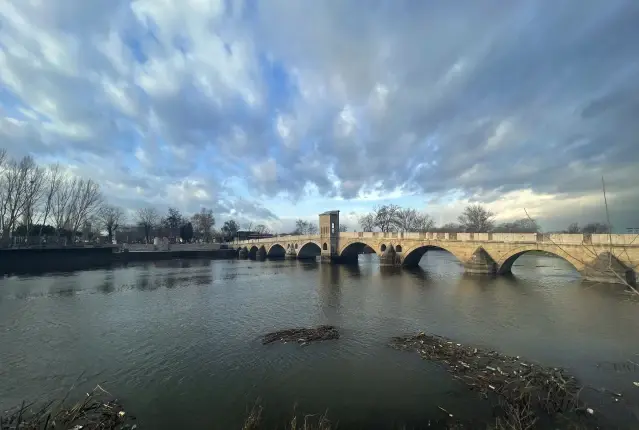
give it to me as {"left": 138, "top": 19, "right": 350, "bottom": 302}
{"left": 319, "top": 210, "right": 340, "bottom": 263}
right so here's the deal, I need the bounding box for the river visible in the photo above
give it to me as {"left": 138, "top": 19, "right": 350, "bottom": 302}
{"left": 1, "top": 251, "right": 638, "bottom": 428}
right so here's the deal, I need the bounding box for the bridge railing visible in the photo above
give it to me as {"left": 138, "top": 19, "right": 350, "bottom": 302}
{"left": 234, "top": 234, "right": 318, "bottom": 245}
{"left": 233, "top": 232, "right": 638, "bottom": 246}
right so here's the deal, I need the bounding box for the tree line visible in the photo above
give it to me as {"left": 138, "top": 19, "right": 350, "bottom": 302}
{"left": 0, "top": 148, "right": 248, "bottom": 244}
{"left": 0, "top": 150, "right": 103, "bottom": 244}
{"left": 357, "top": 204, "right": 611, "bottom": 234}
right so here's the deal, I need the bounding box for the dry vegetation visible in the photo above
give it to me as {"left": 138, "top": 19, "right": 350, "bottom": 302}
{"left": 0, "top": 386, "right": 135, "bottom": 430}
{"left": 262, "top": 326, "right": 340, "bottom": 345}
{"left": 390, "top": 332, "right": 602, "bottom": 430}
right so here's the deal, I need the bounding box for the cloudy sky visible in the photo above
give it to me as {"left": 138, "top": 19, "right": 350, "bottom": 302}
{"left": 1, "top": 0, "right": 638, "bottom": 232}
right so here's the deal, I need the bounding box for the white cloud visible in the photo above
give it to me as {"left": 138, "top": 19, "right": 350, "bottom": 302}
{"left": 0, "top": 0, "right": 637, "bottom": 230}
{"left": 251, "top": 158, "right": 278, "bottom": 183}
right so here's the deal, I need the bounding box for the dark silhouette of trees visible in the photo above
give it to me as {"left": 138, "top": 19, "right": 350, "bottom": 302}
{"left": 566, "top": 222, "right": 581, "bottom": 234}
{"left": 163, "top": 207, "right": 183, "bottom": 229}
{"left": 221, "top": 220, "right": 239, "bottom": 241}
{"left": 493, "top": 218, "right": 539, "bottom": 233}
{"left": 293, "top": 219, "right": 318, "bottom": 235}
{"left": 563, "top": 222, "right": 610, "bottom": 234}
{"left": 191, "top": 208, "right": 215, "bottom": 241}
{"left": 358, "top": 205, "right": 435, "bottom": 232}
{"left": 136, "top": 207, "right": 159, "bottom": 243}
{"left": 180, "top": 222, "right": 194, "bottom": 242}
{"left": 358, "top": 213, "right": 375, "bottom": 232}
{"left": 96, "top": 205, "right": 125, "bottom": 242}
{"left": 581, "top": 222, "right": 610, "bottom": 234}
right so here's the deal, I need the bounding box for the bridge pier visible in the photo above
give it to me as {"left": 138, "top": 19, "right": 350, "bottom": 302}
{"left": 464, "top": 248, "right": 498, "bottom": 275}
{"left": 379, "top": 246, "right": 401, "bottom": 266}
{"left": 580, "top": 253, "right": 637, "bottom": 287}
{"left": 581, "top": 268, "right": 637, "bottom": 287}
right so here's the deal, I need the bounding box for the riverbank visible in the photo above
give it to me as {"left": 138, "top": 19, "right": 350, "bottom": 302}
{"left": 0, "top": 246, "right": 237, "bottom": 274}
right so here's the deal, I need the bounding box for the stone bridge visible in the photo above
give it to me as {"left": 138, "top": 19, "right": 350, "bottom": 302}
{"left": 234, "top": 230, "right": 639, "bottom": 286}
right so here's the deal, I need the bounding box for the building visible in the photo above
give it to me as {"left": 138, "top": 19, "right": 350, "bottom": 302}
{"left": 235, "top": 230, "right": 275, "bottom": 242}
{"left": 319, "top": 210, "right": 340, "bottom": 259}
{"left": 115, "top": 225, "right": 147, "bottom": 243}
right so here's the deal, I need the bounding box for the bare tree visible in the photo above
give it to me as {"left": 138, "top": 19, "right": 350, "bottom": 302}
{"left": 51, "top": 177, "right": 76, "bottom": 235}
{"left": 581, "top": 222, "right": 610, "bottom": 234}
{"left": 433, "top": 222, "right": 464, "bottom": 233}
{"left": 359, "top": 213, "right": 375, "bottom": 232}
{"left": 68, "top": 179, "right": 102, "bottom": 236}
{"left": 191, "top": 207, "right": 215, "bottom": 242}
{"left": 292, "top": 219, "right": 318, "bottom": 235}
{"left": 221, "top": 220, "right": 239, "bottom": 241}
{"left": 254, "top": 224, "right": 270, "bottom": 235}
{"left": 96, "top": 205, "right": 125, "bottom": 242}
{"left": 565, "top": 222, "right": 580, "bottom": 234}
{"left": 339, "top": 224, "right": 348, "bottom": 232}
{"left": 494, "top": 218, "right": 539, "bottom": 233}
{"left": 393, "top": 208, "right": 434, "bottom": 232}
{"left": 243, "top": 221, "right": 254, "bottom": 232}
{"left": 0, "top": 149, "right": 10, "bottom": 236}
{"left": 22, "top": 158, "right": 45, "bottom": 236}
{"left": 162, "top": 207, "right": 184, "bottom": 230}
{"left": 414, "top": 213, "right": 435, "bottom": 232}
{"left": 458, "top": 204, "right": 494, "bottom": 232}
{"left": 294, "top": 219, "right": 306, "bottom": 234}
{"left": 394, "top": 208, "right": 418, "bottom": 232}
{"left": 37, "top": 164, "right": 63, "bottom": 237}
{"left": 0, "top": 149, "right": 7, "bottom": 170}
{"left": 294, "top": 219, "right": 309, "bottom": 235}
{"left": 1, "top": 156, "right": 43, "bottom": 236}
{"left": 136, "top": 207, "right": 159, "bottom": 243}
{"left": 373, "top": 204, "right": 400, "bottom": 232}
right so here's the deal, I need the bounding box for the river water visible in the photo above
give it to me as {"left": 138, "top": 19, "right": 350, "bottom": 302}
{"left": 1, "top": 252, "right": 638, "bottom": 428}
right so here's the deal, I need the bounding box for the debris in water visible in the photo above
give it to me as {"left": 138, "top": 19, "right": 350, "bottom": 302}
{"left": 0, "top": 385, "right": 136, "bottom": 430}
{"left": 389, "top": 332, "right": 598, "bottom": 429}
{"left": 262, "top": 325, "right": 339, "bottom": 345}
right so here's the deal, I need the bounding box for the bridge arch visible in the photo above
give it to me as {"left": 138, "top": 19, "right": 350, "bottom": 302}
{"left": 496, "top": 246, "right": 584, "bottom": 275}
{"left": 339, "top": 241, "right": 381, "bottom": 259}
{"left": 401, "top": 243, "right": 471, "bottom": 268}
{"left": 298, "top": 241, "right": 322, "bottom": 259}
{"left": 266, "top": 243, "right": 286, "bottom": 259}
{"left": 248, "top": 245, "right": 259, "bottom": 259}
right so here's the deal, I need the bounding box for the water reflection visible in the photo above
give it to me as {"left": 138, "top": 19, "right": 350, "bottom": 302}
{"left": 318, "top": 265, "right": 342, "bottom": 320}
{"left": 340, "top": 263, "right": 361, "bottom": 278}
{"left": 97, "top": 275, "right": 115, "bottom": 294}
{"left": 378, "top": 265, "right": 403, "bottom": 278}
{"left": 402, "top": 266, "right": 432, "bottom": 283}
